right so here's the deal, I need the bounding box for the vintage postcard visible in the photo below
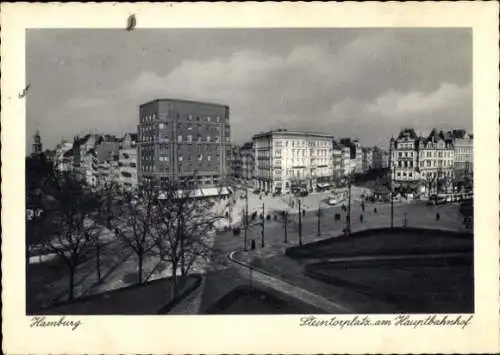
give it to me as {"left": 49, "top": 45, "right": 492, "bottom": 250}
{"left": 2, "top": 2, "right": 499, "bottom": 354}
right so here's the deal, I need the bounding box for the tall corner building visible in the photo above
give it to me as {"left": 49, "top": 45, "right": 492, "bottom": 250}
{"left": 137, "top": 99, "right": 231, "bottom": 189}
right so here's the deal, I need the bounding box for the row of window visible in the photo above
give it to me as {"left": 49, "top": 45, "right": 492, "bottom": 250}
{"left": 141, "top": 113, "right": 228, "bottom": 124}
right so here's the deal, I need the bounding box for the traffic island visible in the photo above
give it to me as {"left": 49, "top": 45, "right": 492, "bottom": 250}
{"left": 204, "top": 285, "right": 324, "bottom": 314}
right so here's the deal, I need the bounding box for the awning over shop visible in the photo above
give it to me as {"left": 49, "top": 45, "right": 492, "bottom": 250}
{"left": 317, "top": 183, "right": 331, "bottom": 188}
{"left": 160, "top": 187, "right": 232, "bottom": 199}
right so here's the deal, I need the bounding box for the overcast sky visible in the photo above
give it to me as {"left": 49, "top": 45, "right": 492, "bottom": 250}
{"left": 26, "top": 28, "right": 472, "bottom": 152}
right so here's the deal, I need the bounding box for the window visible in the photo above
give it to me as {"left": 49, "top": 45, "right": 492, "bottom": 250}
{"left": 188, "top": 114, "right": 193, "bottom": 121}
{"left": 207, "top": 155, "right": 211, "bottom": 161}
{"left": 198, "top": 154, "right": 203, "bottom": 161}
{"left": 187, "top": 135, "right": 192, "bottom": 143}
{"left": 207, "top": 136, "right": 211, "bottom": 142}
{"left": 198, "top": 135, "right": 202, "bottom": 143}
{"left": 159, "top": 123, "right": 165, "bottom": 129}
{"left": 398, "top": 152, "right": 402, "bottom": 157}
{"left": 216, "top": 116, "right": 220, "bottom": 122}
{"left": 178, "top": 156, "right": 183, "bottom": 162}
{"left": 188, "top": 125, "right": 192, "bottom": 131}
{"left": 178, "top": 135, "right": 182, "bottom": 143}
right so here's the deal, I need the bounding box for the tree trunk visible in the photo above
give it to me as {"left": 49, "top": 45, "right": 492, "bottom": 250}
{"left": 138, "top": 251, "right": 143, "bottom": 284}
{"left": 68, "top": 266, "right": 75, "bottom": 301}
{"left": 170, "top": 262, "right": 178, "bottom": 301}
{"left": 96, "top": 242, "right": 101, "bottom": 282}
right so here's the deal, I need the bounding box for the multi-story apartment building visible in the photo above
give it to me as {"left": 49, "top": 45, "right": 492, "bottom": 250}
{"left": 332, "top": 140, "right": 345, "bottom": 179}
{"left": 451, "top": 130, "right": 473, "bottom": 178}
{"left": 118, "top": 133, "right": 138, "bottom": 190}
{"left": 341, "top": 145, "right": 351, "bottom": 176}
{"left": 73, "top": 134, "right": 100, "bottom": 181}
{"left": 390, "top": 129, "right": 419, "bottom": 182}
{"left": 390, "top": 128, "right": 455, "bottom": 193}
{"left": 137, "top": 99, "right": 231, "bottom": 194}
{"left": 231, "top": 145, "right": 242, "bottom": 179}
{"left": 370, "top": 146, "right": 389, "bottom": 170}
{"left": 340, "top": 138, "right": 363, "bottom": 174}
{"left": 253, "top": 130, "right": 334, "bottom": 194}
{"left": 239, "top": 141, "right": 255, "bottom": 181}
{"left": 417, "top": 130, "right": 455, "bottom": 191}
{"left": 362, "top": 147, "right": 375, "bottom": 172}
{"left": 54, "top": 140, "right": 74, "bottom": 173}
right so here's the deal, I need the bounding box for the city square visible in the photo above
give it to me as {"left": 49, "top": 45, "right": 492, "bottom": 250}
{"left": 24, "top": 27, "right": 474, "bottom": 317}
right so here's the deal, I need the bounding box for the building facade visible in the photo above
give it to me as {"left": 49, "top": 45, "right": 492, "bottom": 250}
{"left": 231, "top": 145, "right": 242, "bottom": 179}
{"left": 54, "top": 141, "right": 74, "bottom": 173}
{"left": 390, "top": 128, "right": 455, "bottom": 193}
{"left": 332, "top": 141, "right": 345, "bottom": 180}
{"left": 340, "top": 138, "right": 363, "bottom": 174}
{"left": 239, "top": 141, "right": 255, "bottom": 181}
{"left": 417, "top": 130, "right": 455, "bottom": 192}
{"left": 253, "top": 130, "right": 334, "bottom": 194}
{"left": 452, "top": 132, "right": 473, "bottom": 178}
{"left": 137, "top": 99, "right": 231, "bottom": 192}
{"left": 390, "top": 129, "right": 419, "bottom": 182}
{"left": 118, "top": 133, "right": 138, "bottom": 190}
{"left": 362, "top": 147, "right": 374, "bottom": 172}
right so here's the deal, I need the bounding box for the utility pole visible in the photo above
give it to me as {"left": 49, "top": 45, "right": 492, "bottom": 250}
{"left": 317, "top": 203, "right": 321, "bottom": 236}
{"left": 283, "top": 210, "right": 288, "bottom": 243}
{"left": 389, "top": 138, "right": 394, "bottom": 228}
{"left": 261, "top": 202, "right": 265, "bottom": 248}
{"left": 347, "top": 174, "right": 352, "bottom": 235}
{"left": 243, "top": 188, "right": 249, "bottom": 251}
{"left": 298, "top": 199, "right": 303, "bottom": 245}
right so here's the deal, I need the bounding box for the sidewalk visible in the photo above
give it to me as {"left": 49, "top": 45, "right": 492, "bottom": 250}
{"left": 228, "top": 251, "right": 352, "bottom": 313}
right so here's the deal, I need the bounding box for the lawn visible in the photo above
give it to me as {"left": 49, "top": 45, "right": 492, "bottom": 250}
{"left": 32, "top": 275, "right": 201, "bottom": 315}
{"left": 306, "top": 254, "right": 473, "bottom": 313}
{"left": 286, "top": 227, "right": 473, "bottom": 259}
{"left": 204, "top": 285, "right": 324, "bottom": 314}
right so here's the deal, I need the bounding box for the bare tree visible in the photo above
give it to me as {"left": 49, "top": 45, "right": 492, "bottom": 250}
{"left": 152, "top": 174, "right": 224, "bottom": 299}
{"left": 93, "top": 180, "right": 122, "bottom": 282}
{"left": 114, "top": 180, "right": 157, "bottom": 284}
{"left": 423, "top": 172, "right": 437, "bottom": 196}
{"left": 39, "top": 173, "right": 102, "bottom": 300}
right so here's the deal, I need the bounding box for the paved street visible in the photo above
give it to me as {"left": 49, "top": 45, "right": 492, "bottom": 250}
{"left": 28, "top": 188, "right": 465, "bottom": 314}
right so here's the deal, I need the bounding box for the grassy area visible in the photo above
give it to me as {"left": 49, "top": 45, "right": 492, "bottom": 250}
{"left": 306, "top": 254, "right": 473, "bottom": 313}
{"left": 286, "top": 227, "right": 473, "bottom": 259}
{"left": 204, "top": 285, "right": 324, "bottom": 314}
{"left": 31, "top": 275, "right": 201, "bottom": 315}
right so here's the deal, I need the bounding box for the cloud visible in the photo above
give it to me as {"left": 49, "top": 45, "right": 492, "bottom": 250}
{"left": 27, "top": 29, "right": 472, "bottom": 150}
{"left": 369, "top": 83, "right": 472, "bottom": 119}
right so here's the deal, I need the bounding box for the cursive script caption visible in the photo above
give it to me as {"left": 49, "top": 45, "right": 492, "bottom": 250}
{"left": 300, "top": 314, "right": 473, "bottom": 330}
{"left": 30, "top": 316, "right": 82, "bottom": 331}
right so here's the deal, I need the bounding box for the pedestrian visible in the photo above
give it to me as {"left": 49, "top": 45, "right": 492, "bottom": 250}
{"left": 374, "top": 207, "right": 377, "bottom": 214}
{"left": 436, "top": 212, "right": 440, "bottom": 221}
{"left": 360, "top": 214, "right": 364, "bottom": 223}
{"left": 303, "top": 209, "right": 306, "bottom": 216}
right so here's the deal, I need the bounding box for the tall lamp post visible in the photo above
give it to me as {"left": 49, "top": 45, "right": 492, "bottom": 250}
{"left": 347, "top": 172, "right": 352, "bottom": 235}
{"left": 389, "top": 137, "right": 394, "bottom": 228}
{"left": 243, "top": 187, "right": 249, "bottom": 251}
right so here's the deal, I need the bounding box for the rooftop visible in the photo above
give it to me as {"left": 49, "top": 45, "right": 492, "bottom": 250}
{"left": 253, "top": 129, "right": 334, "bottom": 139}
{"left": 140, "top": 98, "right": 229, "bottom": 109}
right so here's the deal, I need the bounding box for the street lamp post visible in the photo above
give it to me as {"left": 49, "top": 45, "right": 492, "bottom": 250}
{"left": 261, "top": 202, "right": 265, "bottom": 248}
{"left": 243, "top": 188, "right": 249, "bottom": 251}
{"left": 389, "top": 138, "right": 394, "bottom": 228}
{"left": 317, "top": 203, "right": 321, "bottom": 236}
{"left": 298, "top": 199, "right": 303, "bottom": 245}
{"left": 345, "top": 173, "right": 352, "bottom": 235}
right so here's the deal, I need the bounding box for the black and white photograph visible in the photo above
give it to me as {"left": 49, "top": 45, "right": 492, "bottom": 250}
{"left": 2, "top": 2, "right": 499, "bottom": 355}
{"left": 26, "top": 27, "right": 475, "bottom": 316}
